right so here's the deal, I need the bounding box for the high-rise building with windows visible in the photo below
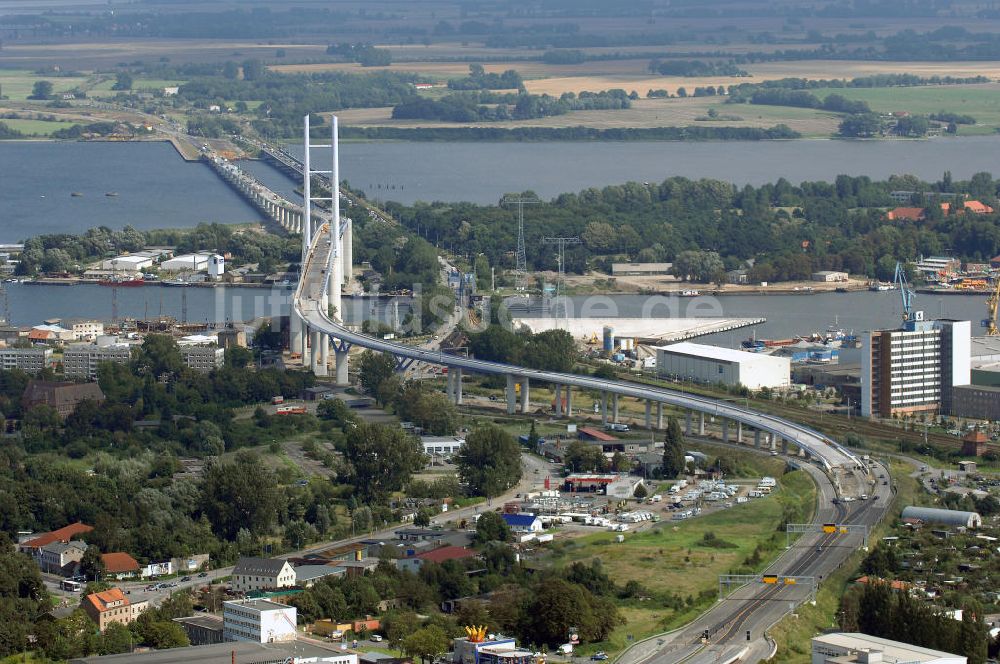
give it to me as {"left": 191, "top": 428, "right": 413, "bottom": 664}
{"left": 861, "top": 316, "right": 970, "bottom": 418}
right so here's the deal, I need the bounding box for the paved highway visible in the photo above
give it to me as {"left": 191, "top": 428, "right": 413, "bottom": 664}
{"left": 295, "top": 227, "right": 864, "bottom": 480}
{"left": 618, "top": 456, "right": 889, "bottom": 664}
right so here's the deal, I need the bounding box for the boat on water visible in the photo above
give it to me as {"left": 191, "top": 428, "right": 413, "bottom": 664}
{"left": 869, "top": 282, "right": 894, "bottom": 291}
{"left": 679, "top": 289, "right": 700, "bottom": 297}
{"left": 70, "top": 192, "right": 83, "bottom": 197}
{"left": 105, "top": 192, "right": 119, "bottom": 197}
{"left": 99, "top": 278, "right": 145, "bottom": 287}
{"left": 161, "top": 279, "right": 191, "bottom": 287}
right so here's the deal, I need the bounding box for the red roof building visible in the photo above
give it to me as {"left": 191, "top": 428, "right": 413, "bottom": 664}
{"left": 83, "top": 587, "right": 147, "bottom": 632}
{"left": 886, "top": 207, "right": 926, "bottom": 222}
{"left": 101, "top": 552, "right": 140, "bottom": 578}
{"left": 578, "top": 427, "right": 618, "bottom": 442}
{"left": 415, "top": 546, "right": 479, "bottom": 565}
{"left": 941, "top": 200, "right": 994, "bottom": 215}
{"left": 19, "top": 521, "right": 93, "bottom": 553}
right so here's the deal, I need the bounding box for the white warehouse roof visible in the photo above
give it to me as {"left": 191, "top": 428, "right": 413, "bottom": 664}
{"left": 654, "top": 341, "right": 775, "bottom": 364}
{"left": 901, "top": 506, "right": 981, "bottom": 528}
{"left": 812, "top": 632, "right": 966, "bottom": 664}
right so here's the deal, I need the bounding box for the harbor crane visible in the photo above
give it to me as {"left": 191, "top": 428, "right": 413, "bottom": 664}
{"left": 893, "top": 261, "right": 918, "bottom": 323}
{"left": 984, "top": 278, "right": 1000, "bottom": 336}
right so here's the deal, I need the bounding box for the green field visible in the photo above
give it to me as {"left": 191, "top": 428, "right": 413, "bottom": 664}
{"left": 548, "top": 468, "right": 817, "bottom": 654}
{"left": 88, "top": 77, "right": 186, "bottom": 95}
{"left": 0, "top": 118, "right": 76, "bottom": 136}
{"left": 0, "top": 69, "right": 90, "bottom": 101}
{"left": 812, "top": 83, "right": 1000, "bottom": 133}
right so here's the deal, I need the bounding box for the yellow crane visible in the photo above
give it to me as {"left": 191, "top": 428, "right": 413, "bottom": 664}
{"left": 987, "top": 279, "right": 1000, "bottom": 336}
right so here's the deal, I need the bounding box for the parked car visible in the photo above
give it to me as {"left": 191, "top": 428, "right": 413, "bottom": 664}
{"left": 198, "top": 572, "right": 208, "bottom": 578}
{"left": 591, "top": 653, "right": 608, "bottom": 661}
{"left": 370, "top": 635, "right": 383, "bottom": 642}
{"left": 181, "top": 576, "right": 191, "bottom": 582}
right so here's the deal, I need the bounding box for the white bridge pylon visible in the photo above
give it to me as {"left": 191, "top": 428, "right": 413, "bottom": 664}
{"left": 290, "top": 114, "right": 352, "bottom": 381}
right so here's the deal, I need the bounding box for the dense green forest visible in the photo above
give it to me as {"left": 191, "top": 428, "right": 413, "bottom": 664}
{"left": 384, "top": 171, "right": 1000, "bottom": 283}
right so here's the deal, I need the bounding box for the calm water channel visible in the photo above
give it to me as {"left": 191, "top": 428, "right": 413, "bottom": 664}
{"left": 2, "top": 137, "right": 995, "bottom": 336}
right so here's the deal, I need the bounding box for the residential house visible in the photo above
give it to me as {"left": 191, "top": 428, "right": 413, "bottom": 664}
{"left": 397, "top": 546, "right": 479, "bottom": 573}
{"left": 886, "top": 207, "right": 926, "bottom": 222}
{"left": 83, "top": 587, "right": 148, "bottom": 632}
{"left": 501, "top": 514, "right": 543, "bottom": 534}
{"left": 231, "top": 557, "right": 296, "bottom": 593}
{"left": 38, "top": 541, "right": 87, "bottom": 575}
{"left": 941, "top": 200, "right": 994, "bottom": 215}
{"left": 101, "top": 552, "right": 140, "bottom": 580}
{"left": 19, "top": 522, "right": 93, "bottom": 558}
{"left": 22, "top": 381, "right": 105, "bottom": 418}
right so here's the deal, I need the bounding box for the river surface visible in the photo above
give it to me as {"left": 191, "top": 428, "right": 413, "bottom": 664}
{"left": 3, "top": 283, "right": 985, "bottom": 346}
{"left": 0, "top": 283, "right": 406, "bottom": 329}
{"left": 295, "top": 135, "right": 1000, "bottom": 205}
{"left": 0, "top": 141, "right": 261, "bottom": 243}
{"left": 6, "top": 136, "right": 1000, "bottom": 241}
{"left": 508, "top": 290, "right": 986, "bottom": 345}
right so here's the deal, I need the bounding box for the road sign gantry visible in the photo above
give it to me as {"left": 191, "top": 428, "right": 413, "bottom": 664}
{"left": 785, "top": 522, "right": 869, "bottom": 549}
{"left": 717, "top": 574, "right": 817, "bottom": 601}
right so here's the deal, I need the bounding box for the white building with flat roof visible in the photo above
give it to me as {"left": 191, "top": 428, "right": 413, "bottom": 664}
{"left": 160, "top": 253, "right": 216, "bottom": 272}
{"left": 101, "top": 255, "right": 155, "bottom": 272}
{"left": 179, "top": 344, "right": 224, "bottom": 372}
{"left": 655, "top": 342, "right": 790, "bottom": 390}
{"left": 222, "top": 598, "right": 296, "bottom": 644}
{"left": 811, "top": 632, "right": 965, "bottom": 664}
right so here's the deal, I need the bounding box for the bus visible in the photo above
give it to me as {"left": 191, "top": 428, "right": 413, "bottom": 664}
{"left": 60, "top": 579, "right": 84, "bottom": 592}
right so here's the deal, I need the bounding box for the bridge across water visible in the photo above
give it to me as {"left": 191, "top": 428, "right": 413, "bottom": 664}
{"left": 288, "top": 115, "right": 864, "bottom": 482}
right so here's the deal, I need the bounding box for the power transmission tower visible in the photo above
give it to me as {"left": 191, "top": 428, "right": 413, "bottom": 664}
{"left": 542, "top": 236, "right": 581, "bottom": 320}
{"left": 502, "top": 195, "right": 539, "bottom": 290}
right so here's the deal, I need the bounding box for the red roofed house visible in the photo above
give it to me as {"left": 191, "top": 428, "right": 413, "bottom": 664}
{"left": 101, "top": 552, "right": 141, "bottom": 580}
{"left": 397, "top": 546, "right": 479, "bottom": 573}
{"left": 854, "top": 575, "right": 912, "bottom": 592}
{"left": 83, "top": 587, "right": 148, "bottom": 632}
{"left": 886, "top": 207, "right": 926, "bottom": 222}
{"left": 941, "top": 200, "right": 995, "bottom": 215}
{"left": 22, "top": 380, "right": 105, "bottom": 419}
{"left": 19, "top": 521, "right": 93, "bottom": 557}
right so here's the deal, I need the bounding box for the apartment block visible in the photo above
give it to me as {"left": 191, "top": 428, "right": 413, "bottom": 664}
{"left": 222, "top": 598, "right": 296, "bottom": 644}
{"left": 861, "top": 317, "right": 970, "bottom": 418}
{"left": 179, "top": 344, "right": 225, "bottom": 372}
{"left": 63, "top": 342, "right": 133, "bottom": 380}
{"left": 0, "top": 347, "right": 52, "bottom": 373}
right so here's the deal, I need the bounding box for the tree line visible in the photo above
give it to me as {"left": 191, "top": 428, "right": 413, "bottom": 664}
{"left": 384, "top": 171, "right": 1000, "bottom": 285}
{"left": 342, "top": 124, "right": 801, "bottom": 141}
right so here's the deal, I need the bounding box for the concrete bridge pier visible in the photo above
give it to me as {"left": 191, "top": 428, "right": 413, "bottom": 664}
{"left": 685, "top": 411, "right": 692, "bottom": 436}
{"left": 656, "top": 402, "right": 663, "bottom": 430}
{"left": 334, "top": 346, "right": 349, "bottom": 385}
{"left": 781, "top": 438, "right": 789, "bottom": 455}
{"left": 566, "top": 386, "right": 573, "bottom": 416}
{"left": 699, "top": 412, "right": 706, "bottom": 436}
{"left": 722, "top": 419, "right": 729, "bottom": 442}
{"left": 309, "top": 329, "right": 321, "bottom": 374}
{"left": 290, "top": 312, "right": 303, "bottom": 359}
{"left": 601, "top": 391, "right": 608, "bottom": 426}
{"left": 754, "top": 430, "right": 762, "bottom": 449}
{"left": 645, "top": 400, "right": 652, "bottom": 430}
{"left": 506, "top": 375, "right": 517, "bottom": 415}
{"left": 520, "top": 378, "right": 530, "bottom": 414}
{"left": 612, "top": 393, "right": 619, "bottom": 423}
{"left": 316, "top": 333, "right": 329, "bottom": 377}
{"left": 737, "top": 421, "right": 743, "bottom": 444}
{"left": 453, "top": 368, "right": 463, "bottom": 405}
{"left": 554, "top": 385, "right": 563, "bottom": 417}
